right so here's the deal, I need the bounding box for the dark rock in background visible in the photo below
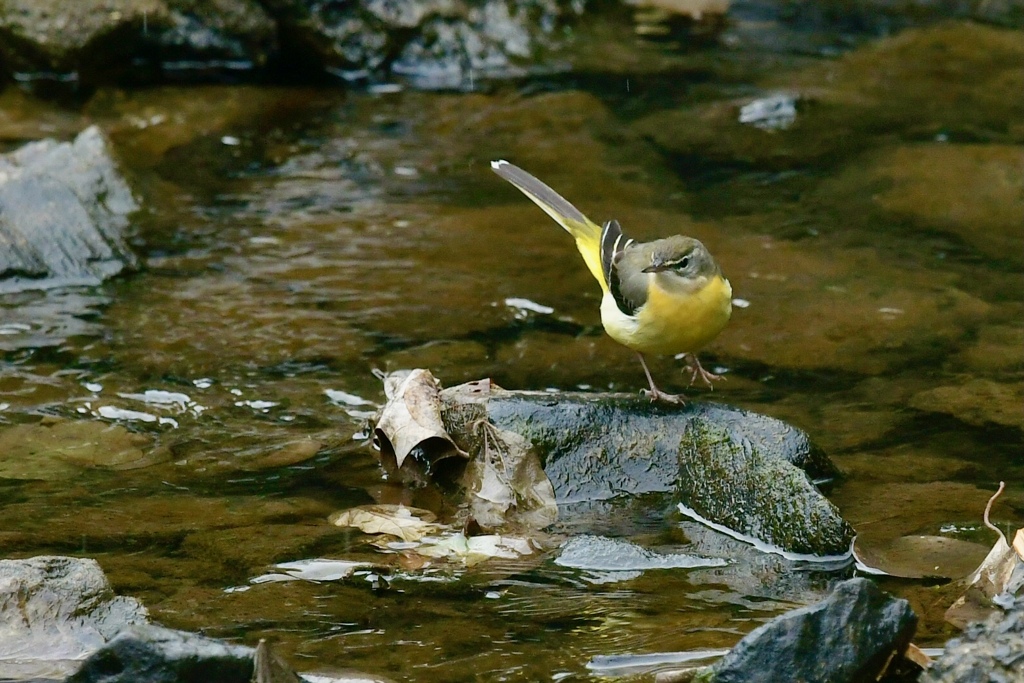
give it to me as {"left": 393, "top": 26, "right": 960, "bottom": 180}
{"left": 1, "top": 0, "right": 1022, "bottom": 89}
{"left": 0, "top": 556, "right": 149, "bottom": 681}
{"left": 258, "top": 0, "right": 581, "bottom": 88}
{"left": 0, "top": 0, "right": 277, "bottom": 85}
{"left": 0, "top": 0, "right": 582, "bottom": 89}
{"left": 711, "top": 578, "right": 917, "bottom": 683}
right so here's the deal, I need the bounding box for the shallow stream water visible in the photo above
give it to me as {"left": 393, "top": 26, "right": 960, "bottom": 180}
{"left": 1, "top": 10, "right": 1022, "bottom": 682}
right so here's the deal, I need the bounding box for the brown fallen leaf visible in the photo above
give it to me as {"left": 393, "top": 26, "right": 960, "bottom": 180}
{"left": 462, "top": 419, "right": 557, "bottom": 530}
{"left": 374, "top": 369, "right": 463, "bottom": 470}
{"left": 853, "top": 534, "right": 990, "bottom": 580}
{"left": 903, "top": 643, "right": 932, "bottom": 669}
{"left": 329, "top": 504, "right": 442, "bottom": 542}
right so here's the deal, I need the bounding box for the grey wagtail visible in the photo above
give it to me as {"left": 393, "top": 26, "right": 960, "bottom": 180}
{"left": 491, "top": 160, "right": 732, "bottom": 403}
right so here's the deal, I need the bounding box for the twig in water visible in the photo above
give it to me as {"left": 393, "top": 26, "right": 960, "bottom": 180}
{"left": 983, "top": 481, "right": 1007, "bottom": 546}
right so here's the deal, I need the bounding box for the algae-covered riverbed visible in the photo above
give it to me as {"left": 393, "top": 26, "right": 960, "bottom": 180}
{"left": 1, "top": 5, "right": 1022, "bottom": 681}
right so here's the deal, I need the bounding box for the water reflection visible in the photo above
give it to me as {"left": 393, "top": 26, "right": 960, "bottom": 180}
{"left": 1, "top": 9, "right": 1023, "bottom": 682}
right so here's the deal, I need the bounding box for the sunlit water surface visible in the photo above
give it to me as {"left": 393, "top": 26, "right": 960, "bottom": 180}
{"left": 1, "top": 13, "right": 1022, "bottom": 682}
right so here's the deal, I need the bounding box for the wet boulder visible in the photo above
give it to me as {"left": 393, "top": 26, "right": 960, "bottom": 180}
{"left": 709, "top": 578, "right": 917, "bottom": 683}
{"left": 0, "top": 556, "right": 149, "bottom": 680}
{"left": 64, "top": 624, "right": 255, "bottom": 683}
{"left": 483, "top": 391, "right": 851, "bottom": 557}
{"left": 373, "top": 372, "right": 854, "bottom": 558}
{"left": 0, "top": 125, "right": 139, "bottom": 293}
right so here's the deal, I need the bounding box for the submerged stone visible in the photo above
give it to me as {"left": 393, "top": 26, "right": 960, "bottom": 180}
{"left": 711, "top": 578, "right": 917, "bottom": 683}
{"left": 632, "top": 22, "right": 1024, "bottom": 170}
{"left": 910, "top": 379, "right": 1024, "bottom": 431}
{"left": 0, "top": 419, "right": 151, "bottom": 480}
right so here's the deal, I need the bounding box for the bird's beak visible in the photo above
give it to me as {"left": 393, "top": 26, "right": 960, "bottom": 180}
{"left": 642, "top": 258, "right": 668, "bottom": 274}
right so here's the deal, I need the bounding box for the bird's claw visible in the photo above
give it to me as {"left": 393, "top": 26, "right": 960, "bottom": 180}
{"left": 682, "top": 354, "right": 724, "bottom": 389}
{"left": 641, "top": 388, "right": 686, "bottom": 405}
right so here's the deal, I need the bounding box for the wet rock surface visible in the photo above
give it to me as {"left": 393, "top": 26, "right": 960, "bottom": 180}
{"left": 710, "top": 578, "right": 917, "bottom": 683}
{"left": 63, "top": 624, "right": 254, "bottom": 683}
{"left": 0, "top": 0, "right": 582, "bottom": 88}
{"left": 0, "top": 126, "right": 138, "bottom": 293}
{"left": 924, "top": 598, "right": 1024, "bottom": 683}
{"left": 0, "top": 557, "right": 148, "bottom": 681}
{"left": 0, "top": 0, "right": 276, "bottom": 84}
{"left": 442, "top": 386, "right": 853, "bottom": 557}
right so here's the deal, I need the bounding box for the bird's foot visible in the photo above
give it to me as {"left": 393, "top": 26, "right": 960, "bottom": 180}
{"left": 682, "top": 354, "right": 724, "bottom": 389}
{"left": 641, "top": 387, "right": 687, "bottom": 405}
{"left": 636, "top": 352, "right": 687, "bottom": 404}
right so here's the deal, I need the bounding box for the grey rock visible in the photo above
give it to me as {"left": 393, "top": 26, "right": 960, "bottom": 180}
{"left": 923, "top": 597, "right": 1024, "bottom": 683}
{"left": 0, "top": 0, "right": 580, "bottom": 87}
{"left": 258, "top": 0, "right": 579, "bottom": 87}
{"left": 64, "top": 625, "right": 254, "bottom": 683}
{"left": 0, "top": 556, "right": 149, "bottom": 681}
{"left": 0, "top": 126, "right": 139, "bottom": 293}
{"left": 711, "top": 578, "right": 917, "bottom": 683}
{"left": 479, "top": 391, "right": 851, "bottom": 557}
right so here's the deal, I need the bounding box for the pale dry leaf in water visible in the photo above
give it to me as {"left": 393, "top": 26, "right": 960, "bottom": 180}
{"left": 329, "top": 504, "right": 442, "bottom": 542}
{"left": 417, "top": 532, "right": 536, "bottom": 567}
{"left": 375, "top": 369, "right": 459, "bottom": 469}
{"left": 464, "top": 420, "right": 557, "bottom": 530}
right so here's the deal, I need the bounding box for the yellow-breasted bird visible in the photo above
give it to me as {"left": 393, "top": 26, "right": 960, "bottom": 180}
{"left": 491, "top": 160, "right": 732, "bottom": 403}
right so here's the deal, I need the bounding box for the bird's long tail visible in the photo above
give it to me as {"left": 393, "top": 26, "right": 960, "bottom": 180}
{"left": 491, "top": 160, "right": 607, "bottom": 293}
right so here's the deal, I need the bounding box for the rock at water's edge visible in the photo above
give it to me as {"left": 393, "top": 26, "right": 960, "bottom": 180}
{"left": 0, "top": 126, "right": 139, "bottom": 293}
{"left": 924, "top": 597, "right": 1024, "bottom": 683}
{"left": 64, "top": 624, "right": 254, "bottom": 683}
{"left": 0, "top": 556, "right": 149, "bottom": 680}
{"left": 711, "top": 578, "right": 917, "bottom": 683}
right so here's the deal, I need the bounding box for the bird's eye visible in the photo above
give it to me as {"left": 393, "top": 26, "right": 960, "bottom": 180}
{"left": 675, "top": 256, "right": 691, "bottom": 270}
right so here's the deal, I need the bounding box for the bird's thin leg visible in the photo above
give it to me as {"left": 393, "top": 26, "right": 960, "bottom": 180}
{"left": 682, "top": 354, "right": 724, "bottom": 389}
{"left": 637, "top": 352, "right": 685, "bottom": 404}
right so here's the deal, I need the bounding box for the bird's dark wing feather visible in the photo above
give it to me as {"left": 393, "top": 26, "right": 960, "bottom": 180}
{"left": 601, "top": 220, "right": 642, "bottom": 317}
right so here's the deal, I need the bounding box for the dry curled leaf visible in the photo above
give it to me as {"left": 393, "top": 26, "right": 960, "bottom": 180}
{"left": 374, "top": 369, "right": 462, "bottom": 470}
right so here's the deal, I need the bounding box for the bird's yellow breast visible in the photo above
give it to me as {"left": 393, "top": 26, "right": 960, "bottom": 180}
{"left": 600, "top": 273, "right": 733, "bottom": 356}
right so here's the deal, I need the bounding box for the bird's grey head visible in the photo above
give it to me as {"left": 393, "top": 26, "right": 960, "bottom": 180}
{"left": 641, "top": 236, "right": 720, "bottom": 282}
